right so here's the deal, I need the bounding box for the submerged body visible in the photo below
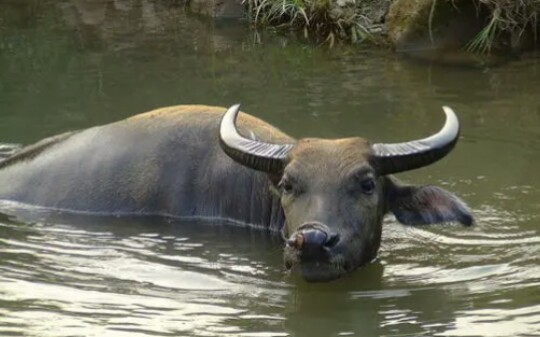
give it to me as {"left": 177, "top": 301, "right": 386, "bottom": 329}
{"left": 0, "top": 106, "right": 286, "bottom": 228}
{"left": 0, "top": 104, "right": 473, "bottom": 282}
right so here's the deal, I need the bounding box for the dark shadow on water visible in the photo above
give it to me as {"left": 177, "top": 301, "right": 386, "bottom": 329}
{"left": 282, "top": 258, "right": 462, "bottom": 337}
{"left": 396, "top": 47, "right": 520, "bottom": 70}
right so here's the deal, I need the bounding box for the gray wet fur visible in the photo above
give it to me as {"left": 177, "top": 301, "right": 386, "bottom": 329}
{"left": 0, "top": 106, "right": 287, "bottom": 229}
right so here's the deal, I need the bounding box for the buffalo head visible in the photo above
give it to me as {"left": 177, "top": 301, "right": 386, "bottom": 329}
{"left": 219, "top": 105, "right": 473, "bottom": 282}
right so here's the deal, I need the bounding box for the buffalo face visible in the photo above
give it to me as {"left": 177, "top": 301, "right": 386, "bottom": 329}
{"left": 219, "top": 105, "right": 473, "bottom": 282}
{"left": 279, "top": 139, "right": 385, "bottom": 281}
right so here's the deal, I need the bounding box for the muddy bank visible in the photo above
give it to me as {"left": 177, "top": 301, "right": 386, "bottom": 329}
{"left": 4, "top": 0, "right": 537, "bottom": 58}
{"left": 385, "top": 0, "right": 539, "bottom": 54}
{"left": 188, "top": 0, "right": 539, "bottom": 55}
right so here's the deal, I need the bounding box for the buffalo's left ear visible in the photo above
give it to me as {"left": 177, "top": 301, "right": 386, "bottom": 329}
{"left": 385, "top": 177, "right": 474, "bottom": 226}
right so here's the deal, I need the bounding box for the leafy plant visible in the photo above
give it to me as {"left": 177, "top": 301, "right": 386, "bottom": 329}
{"left": 466, "top": 7, "right": 500, "bottom": 54}
{"left": 467, "top": 0, "right": 539, "bottom": 54}
{"left": 243, "top": 0, "right": 375, "bottom": 45}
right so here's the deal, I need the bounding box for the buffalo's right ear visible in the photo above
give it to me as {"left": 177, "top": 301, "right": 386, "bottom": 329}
{"left": 385, "top": 177, "right": 474, "bottom": 226}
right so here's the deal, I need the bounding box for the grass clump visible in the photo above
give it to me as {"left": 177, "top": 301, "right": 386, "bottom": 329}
{"left": 467, "top": 0, "right": 539, "bottom": 54}
{"left": 242, "top": 0, "right": 539, "bottom": 52}
{"left": 243, "top": 0, "right": 385, "bottom": 45}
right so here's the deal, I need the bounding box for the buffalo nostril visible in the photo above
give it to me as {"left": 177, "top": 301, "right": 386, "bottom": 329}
{"left": 287, "top": 233, "right": 305, "bottom": 250}
{"left": 301, "top": 229, "right": 327, "bottom": 250}
{"left": 324, "top": 233, "right": 340, "bottom": 248}
{"left": 288, "top": 230, "right": 339, "bottom": 250}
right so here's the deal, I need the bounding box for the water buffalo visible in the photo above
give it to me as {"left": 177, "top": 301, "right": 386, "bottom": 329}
{"left": 0, "top": 105, "right": 473, "bottom": 281}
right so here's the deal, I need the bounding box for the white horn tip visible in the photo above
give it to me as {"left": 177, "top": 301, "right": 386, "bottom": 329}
{"left": 442, "top": 106, "right": 456, "bottom": 118}
{"left": 227, "top": 103, "right": 241, "bottom": 114}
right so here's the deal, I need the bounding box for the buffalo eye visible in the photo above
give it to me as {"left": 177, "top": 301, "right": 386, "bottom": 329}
{"left": 360, "top": 178, "right": 376, "bottom": 195}
{"left": 278, "top": 179, "right": 294, "bottom": 195}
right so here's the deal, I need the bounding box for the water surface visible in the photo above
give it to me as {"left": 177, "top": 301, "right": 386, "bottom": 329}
{"left": 0, "top": 1, "right": 539, "bottom": 336}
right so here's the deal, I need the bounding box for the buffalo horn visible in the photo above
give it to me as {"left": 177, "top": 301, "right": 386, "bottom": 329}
{"left": 219, "top": 104, "right": 294, "bottom": 173}
{"left": 371, "top": 106, "right": 461, "bottom": 175}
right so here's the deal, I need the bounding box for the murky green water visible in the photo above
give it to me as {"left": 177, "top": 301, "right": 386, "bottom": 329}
{"left": 1, "top": 1, "right": 539, "bottom": 336}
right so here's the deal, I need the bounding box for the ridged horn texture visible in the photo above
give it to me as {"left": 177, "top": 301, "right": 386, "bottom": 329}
{"left": 371, "top": 106, "right": 461, "bottom": 175}
{"left": 219, "top": 104, "right": 294, "bottom": 173}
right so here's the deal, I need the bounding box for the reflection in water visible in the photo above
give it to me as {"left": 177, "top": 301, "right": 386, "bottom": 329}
{"left": 1, "top": 206, "right": 537, "bottom": 336}
{"left": 1, "top": 1, "right": 540, "bottom": 336}
{"left": 0, "top": 144, "right": 22, "bottom": 160}
{"left": 0, "top": 216, "right": 287, "bottom": 336}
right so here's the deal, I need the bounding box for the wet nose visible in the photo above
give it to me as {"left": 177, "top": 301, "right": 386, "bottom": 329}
{"left": 287, "top": 223, "right": 340, "bottom": 260}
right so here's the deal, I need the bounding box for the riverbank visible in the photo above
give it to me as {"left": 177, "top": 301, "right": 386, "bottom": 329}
{"left": 191, "top": 0, "right": 539, "bottom": 54}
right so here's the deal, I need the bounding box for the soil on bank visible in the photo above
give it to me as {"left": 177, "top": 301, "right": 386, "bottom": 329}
{"left": 188, "top": 0, "right": 539, "bottom": 54}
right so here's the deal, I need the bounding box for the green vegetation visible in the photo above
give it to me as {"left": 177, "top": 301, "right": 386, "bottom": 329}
{"left": 244, "top": 0, "right": 539, "bottom": 52}
{"left": 243, "top": 0, "right": 387, "bottom": 45}
{"left": 467, "top": 0, "right": 539, "bottom": 54}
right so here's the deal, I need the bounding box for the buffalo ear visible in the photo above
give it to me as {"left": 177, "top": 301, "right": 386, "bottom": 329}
{"left": 385, "top": 177, "right": 474, "bottom": 226}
